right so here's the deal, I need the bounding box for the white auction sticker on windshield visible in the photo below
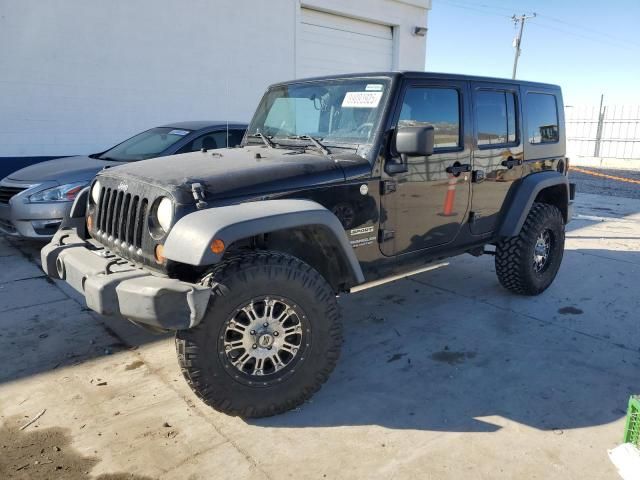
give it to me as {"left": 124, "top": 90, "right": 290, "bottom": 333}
{"left": 342, "top": 91, "right": 383, "bottom": 108}
{"left": 365, "top": 84, "right": 383, "bottom": 91}
{"left": 168, "top": 129, "right": 190, "bottom": 136}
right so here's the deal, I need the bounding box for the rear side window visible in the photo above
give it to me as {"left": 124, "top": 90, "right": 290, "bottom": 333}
{"left": 227, "top": 129, "right": 245, "bottom": 147}
{"left": 526, "top": 93, "right": 559, "bottom": 144}
{"left": 176, "top": 129, "right": 245, "bottom": 153}
{"left": 399, "top": 87, "right": 460, "bottom": 149}
{"left": 476, "top": 90, "right": 517, "bottom": 146}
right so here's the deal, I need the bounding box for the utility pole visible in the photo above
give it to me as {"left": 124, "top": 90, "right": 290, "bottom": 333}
{"left": 512, "top": 13, "right": 536, "bottom": 79}
{"left": 594, "top": 93, "right": 605, "bottom": 157}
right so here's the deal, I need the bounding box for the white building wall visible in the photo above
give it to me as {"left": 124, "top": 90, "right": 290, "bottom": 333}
{"left": 0, "top": 0, "right": 429, "bottom": 157}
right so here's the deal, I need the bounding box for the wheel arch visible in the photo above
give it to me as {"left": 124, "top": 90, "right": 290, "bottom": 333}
{"left": 163, "top": 199, "right": 364, "bottom": 291}
{"left": 498, "top": 171, "right": 570, "bottom": 237}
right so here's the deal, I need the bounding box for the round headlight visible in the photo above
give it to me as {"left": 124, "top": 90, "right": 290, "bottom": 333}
{"left": 156, "top": 197, "right": 173, "bottom": 232}
{"left": 91, "top": 180, "right": 101, "bottom": 204}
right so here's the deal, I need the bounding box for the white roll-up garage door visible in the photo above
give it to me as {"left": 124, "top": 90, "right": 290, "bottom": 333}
{"left": 296, "top": 8, "right": 394, "bottom": 79}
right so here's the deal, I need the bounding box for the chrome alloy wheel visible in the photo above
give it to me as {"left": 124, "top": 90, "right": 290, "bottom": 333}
{"left": 533, "top": 229, "right": 552, "bottom": 273}
{"left": 222, "top": 296, "right": 305, "bottom": 379}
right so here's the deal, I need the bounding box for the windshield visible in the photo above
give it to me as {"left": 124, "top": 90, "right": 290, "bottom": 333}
{"left": 99, "top": 127, "right": 191, "bottom": 161}
{"left": 247, "top": 78, "right": 391, "bottom": 146}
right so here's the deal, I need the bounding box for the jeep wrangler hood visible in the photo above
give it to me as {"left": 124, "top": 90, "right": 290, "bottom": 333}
{"left": 101, "top": 145, "right": 369, "bottom": 200}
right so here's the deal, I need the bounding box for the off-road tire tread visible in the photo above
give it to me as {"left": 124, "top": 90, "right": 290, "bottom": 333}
{"left": 495, "top": 202, "right": 564, "bottom": 295}
{"left": 175, "top": 251, "right": 342, "bottom": 418}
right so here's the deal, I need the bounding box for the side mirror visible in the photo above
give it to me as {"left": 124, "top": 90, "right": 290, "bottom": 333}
{"left": 395, "top": 125, "right": 435, "bottom": 157}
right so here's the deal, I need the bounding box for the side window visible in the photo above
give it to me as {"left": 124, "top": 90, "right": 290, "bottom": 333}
{"left": 398, "top": 87, "right": 460, "bottom": 149}
{"left": 476, "top": 90, "right": 518, "bottom": 147}
{"left": 176, "top": 131, "right": 229, "bottom": 153}
{"left": 227, "top": 129, "right": 245, "bottom": 147}
{"left": 526, "top": 93, "right": 559, "bottom": 144}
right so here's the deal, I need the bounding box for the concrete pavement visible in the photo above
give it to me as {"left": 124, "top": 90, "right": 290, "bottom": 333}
{"left": 1, "top": 192, "right": 638, "bottom": 479}
{"left": 571, "top": 166, "right": 640, "bottom": 200}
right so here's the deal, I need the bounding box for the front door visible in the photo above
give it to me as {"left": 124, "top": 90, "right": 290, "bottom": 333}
{"left": 380, "top": 80, "right": 471, "bottom": 256}
{"left": 469, "top": 82, "right": 524, "bottom": 234}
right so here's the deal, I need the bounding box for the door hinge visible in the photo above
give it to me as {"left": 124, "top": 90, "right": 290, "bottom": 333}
{"left": 378, "top": 229, "right": 395, "bottom": 242}
{"left": 472, "top": 170, "right": 485, "bottom": 183}
{"left": 380, "top": 180, "right": 397, "bottom": 195}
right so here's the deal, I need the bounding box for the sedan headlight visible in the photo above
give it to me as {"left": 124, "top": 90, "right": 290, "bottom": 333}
{"left": 91, "top": 180, "right": 101, "bottom": 204}
{"left": 155, "top": 197, "right": 174, "bottom": 232}
{"left": 29, "top": 182, "right": 87, "bottom": 203}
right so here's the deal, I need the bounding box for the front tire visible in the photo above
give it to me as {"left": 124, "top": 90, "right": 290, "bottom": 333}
{"left": 495, "top": 202, "right": 565, "bottom": 295}
{"left": 176, "top": 251, "right": 342, "bottom": 418}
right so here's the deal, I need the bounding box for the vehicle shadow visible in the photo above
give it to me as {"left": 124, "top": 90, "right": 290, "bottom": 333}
{"left": 251, "top": 247, "right": 639, "bottom": 433}
{"left": 0, "top": 235, "right": 162, "bottom": 385}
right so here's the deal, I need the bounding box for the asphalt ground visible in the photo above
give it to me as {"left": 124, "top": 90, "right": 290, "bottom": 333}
{"left": 570, "top": 166, "right": 640, "bottom": 200}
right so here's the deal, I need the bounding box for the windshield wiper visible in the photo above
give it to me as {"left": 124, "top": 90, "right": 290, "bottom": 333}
{"left": 248, "top": 133, "right": 275, "bottom": 149}
{"left": 286, "top": 135, "right": 331, "bottom": 156}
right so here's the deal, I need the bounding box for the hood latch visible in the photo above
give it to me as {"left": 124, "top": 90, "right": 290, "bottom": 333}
{"left": 191, "top": 183, "right": 208, "bottom": 209}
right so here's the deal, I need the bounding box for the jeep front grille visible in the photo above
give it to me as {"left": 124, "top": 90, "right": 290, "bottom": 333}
{"left": 0, "top": 186, "right": 26, "bottom": 204}
{"left": 95, "top": 187, "right": 148, "bottom": 248}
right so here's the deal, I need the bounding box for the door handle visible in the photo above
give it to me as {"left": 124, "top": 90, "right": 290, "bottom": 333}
{"left": 501, "top": 157, "right": 522, "bottom": 169}
{"left": 445, "top": 162, "right": 471, "bottom": 177}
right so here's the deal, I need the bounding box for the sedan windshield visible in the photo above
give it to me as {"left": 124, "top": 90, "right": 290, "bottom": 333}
{"left": 247, "top": 78, "right": 391, "bottom": 147}
{"left": 98, "top": 127, "right": 191, "bottom": 161}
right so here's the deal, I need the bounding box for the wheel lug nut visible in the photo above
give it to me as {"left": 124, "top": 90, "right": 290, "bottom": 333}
{"left": 250, "top": 330, "right": 256, "bottom": 335}
{"left": 225, "top": 345, "right": 231, "bottom": 350}
{"left": 252, "top": 344, "right": 257, "bottom": 349}
{"left": 273, "top": 331, "right": 279, "bottom": 336}
{"left": 263, "top": 322, "right": 268, "bottom": 327}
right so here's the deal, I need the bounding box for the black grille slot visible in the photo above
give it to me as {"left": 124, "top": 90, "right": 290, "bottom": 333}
{"left": 110, "top": 191, "right": 122, "bottom": 237}
{"left": 135, "top": 199, "right": 148, "bottom": 247}
{"left": 0, "top": 186, "right": 26, "bottom": 204}
{"left": 125, "top": 195, "right": 139, "bottom": 245}
{"left": 95, "top": 187, "right": 148, "bottom": 248}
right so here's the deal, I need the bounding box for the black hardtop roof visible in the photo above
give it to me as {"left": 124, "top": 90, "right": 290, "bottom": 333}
{"left": 271, "top": 71, "right": 561, "bottom": 91}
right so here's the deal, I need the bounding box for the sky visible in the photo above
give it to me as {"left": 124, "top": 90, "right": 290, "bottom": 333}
{"left": 426, "top": 0, "right": 640, "bottom": 106}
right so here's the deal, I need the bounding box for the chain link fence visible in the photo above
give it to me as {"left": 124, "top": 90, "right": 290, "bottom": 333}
{"left": 566, "top": 101, "right": 640, "bottom": 160}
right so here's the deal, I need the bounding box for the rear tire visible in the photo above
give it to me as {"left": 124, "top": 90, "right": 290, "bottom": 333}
{"left": 175, "top": 251, "right": 342, "bottom": 418}
{"left": 495, "top": 202, "right": 565, "bottom": 295}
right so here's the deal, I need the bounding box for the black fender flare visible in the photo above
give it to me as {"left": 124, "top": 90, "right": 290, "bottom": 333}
{"left": 59, "top": 186, "right": 90, "bottom": 237}
{"left": 498, "top": 171, "right": 570, "bottom": 237}
{"left": 163, "top": 199, "right": 365, "bottom": 285}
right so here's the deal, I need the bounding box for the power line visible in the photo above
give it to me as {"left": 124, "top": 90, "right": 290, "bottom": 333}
{"left": 436, "top": 0, "right": 511, "bottom": 19}
{"left": 438, "top": 0, "right": 514, "bottom": 14}
{"left": 437, "top": 0, "right": 640, "bottom": 49}
{"left": 528, "top": 20, "right": 638, "bottom": 50}
{"left": 536, "top": 13, "right": 640, "bottom": 48}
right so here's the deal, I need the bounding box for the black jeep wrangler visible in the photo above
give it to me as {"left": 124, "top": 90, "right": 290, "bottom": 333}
{"left": 42, "top": 72, "right": 575, "bottom": 417}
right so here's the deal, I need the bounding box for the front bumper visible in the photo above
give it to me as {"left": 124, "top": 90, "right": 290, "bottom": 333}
{"left": 41, "top": 229, "right": 211, "bottom": 330}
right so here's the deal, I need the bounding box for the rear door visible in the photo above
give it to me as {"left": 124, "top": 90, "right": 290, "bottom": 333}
{"left": 470, "top": 82, "right": 524, "bottom": 235}
{"left": 379, "top": 79, "right": 471, "bottom": 256}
